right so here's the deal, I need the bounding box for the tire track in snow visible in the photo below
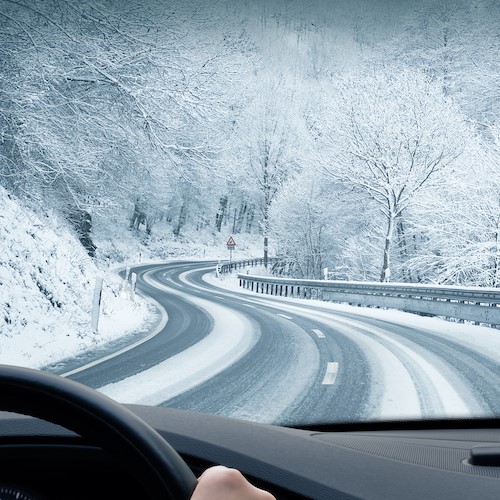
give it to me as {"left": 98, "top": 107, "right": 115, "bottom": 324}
{"left": 226, "top": 297, "right": 491, "bottom": 419}
{"left": 336, "top": 313, "right": 500, "bottom": 415}
{"left": 97, "top": 266, "right": 258, "bottom": 405}
{"left": 161, "top": 267, "right": 322, "bottom": 424}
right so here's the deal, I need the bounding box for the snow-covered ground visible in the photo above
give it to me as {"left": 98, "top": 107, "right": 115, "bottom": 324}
{"left": 0, "top": 187, "right": 153, "bottom": 367}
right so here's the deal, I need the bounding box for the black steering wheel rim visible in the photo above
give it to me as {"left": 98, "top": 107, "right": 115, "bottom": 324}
{"left": 0, "top": 364, "right": 197, "bottom": 499}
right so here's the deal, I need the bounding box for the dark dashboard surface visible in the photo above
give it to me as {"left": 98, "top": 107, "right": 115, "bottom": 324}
{"left": 1, "top": 407, "right": 499, "bottom": 500}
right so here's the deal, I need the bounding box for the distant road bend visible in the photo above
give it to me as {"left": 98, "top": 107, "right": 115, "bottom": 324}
{"left": 68, "top": 260, "right": 500, "bottom": 425}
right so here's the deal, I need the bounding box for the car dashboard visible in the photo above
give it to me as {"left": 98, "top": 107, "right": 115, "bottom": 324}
{"left": 0, "top": 406, "right": 499, "bottom": 499}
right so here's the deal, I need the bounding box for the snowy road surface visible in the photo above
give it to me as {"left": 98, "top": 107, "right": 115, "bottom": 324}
{"left": 65, "top": 261, "right": 500, "bottom": 425}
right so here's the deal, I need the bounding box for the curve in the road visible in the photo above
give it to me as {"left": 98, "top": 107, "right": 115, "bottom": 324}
{"left": 52, "top": 260, "right": 500, "bottom": 425}
{"left": 63, "top": 262, "right": 216, "bottom": 388}
{"left": 163, "top": 267, "right": 371, "bottom": 425}
{"left": 211, "top": 277, "right": 500, "bottom": 420}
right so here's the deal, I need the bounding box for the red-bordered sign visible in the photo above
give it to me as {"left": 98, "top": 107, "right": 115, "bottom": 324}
{"left": 226, "top": 236, "right": 236, "bottom": 248}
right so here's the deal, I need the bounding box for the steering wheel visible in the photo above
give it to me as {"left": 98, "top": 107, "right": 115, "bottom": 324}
{"left": 0, "top": 364, "right": 198, "bottom": 499}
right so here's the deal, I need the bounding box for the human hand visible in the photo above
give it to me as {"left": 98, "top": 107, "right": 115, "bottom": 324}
{"left": 191, "top": 465, "right": 276, "bottom": 500}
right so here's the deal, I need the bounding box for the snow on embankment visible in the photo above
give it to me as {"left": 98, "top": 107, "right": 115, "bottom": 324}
{"left": 0, "top": 187, "right": 152, "bottom": 368}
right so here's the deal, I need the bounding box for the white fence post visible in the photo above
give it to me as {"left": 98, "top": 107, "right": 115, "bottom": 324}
{"left": 120, "top": 266, "right": 131, "bottom": 294}
{"left": 91, "top": 276, "right": 103, "bottom": 333}
{"left": 130, "top": 272, "right": 137, "bottom": 301}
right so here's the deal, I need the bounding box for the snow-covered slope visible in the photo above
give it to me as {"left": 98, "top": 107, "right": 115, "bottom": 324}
{"left": 0, "top": 187, "right": 151, "bottom": 368}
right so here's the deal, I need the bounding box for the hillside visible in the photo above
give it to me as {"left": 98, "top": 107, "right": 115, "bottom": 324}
{"left": 0, "top": 188, "right": 152, "bottom": 367}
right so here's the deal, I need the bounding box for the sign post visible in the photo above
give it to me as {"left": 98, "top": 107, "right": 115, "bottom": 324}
{"left": 226, "top": 236, "right": 236, "bottom": 268}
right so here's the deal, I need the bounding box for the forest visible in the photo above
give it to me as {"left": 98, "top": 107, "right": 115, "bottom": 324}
{"left": 1, "top": 0, "right": 499, "bottom": 285}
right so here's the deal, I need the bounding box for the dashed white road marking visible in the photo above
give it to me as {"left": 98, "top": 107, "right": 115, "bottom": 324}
{"left": 322, "top": 362, "right": 339, "bottom": 385}
{"left": 312, "top": 329, "right": 326, "bottom": 338}
{"left": 277, "top": 313, "right": 293, "bottom": 320}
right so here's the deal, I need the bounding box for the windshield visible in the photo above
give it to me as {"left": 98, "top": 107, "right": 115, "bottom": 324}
{"left": 1, "top": 0, "right": 500, "bottom": 428}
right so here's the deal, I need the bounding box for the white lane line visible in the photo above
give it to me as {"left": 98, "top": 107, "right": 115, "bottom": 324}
{"left": 277, "top": 313, "right": 293, "bottom": 320}
{"left": 312, "top": 329, "right": 326, "bottom": 338}
{"left": 322, "top": 362, "right": 339, "bottom": 385}
{"left": 245, "top": 304, "right": 256, "bottom": 308}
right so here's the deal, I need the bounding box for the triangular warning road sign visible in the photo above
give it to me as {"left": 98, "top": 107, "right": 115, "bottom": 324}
{"left": 226, "top": 236, "right": 236, "bottom": 246}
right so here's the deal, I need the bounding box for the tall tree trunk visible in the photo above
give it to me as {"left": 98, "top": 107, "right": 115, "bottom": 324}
{"left": 264, "top": 235, "right": 269, "bottom": 268}
{"left": 396, "top": 214, "right": 410, "bottom": 281}
{"left": 174, "top": 203, "right": 186, "bottom": 237}
{"left": 246, "top": 206, "right": 254, "bottom": 233}
{"left": 215, "top": 196, "right": 228, "bottom": 232}
{"left": 493, "top": 222, "right": 500, "bottom": 287}
{"left": 263, "top": 202, "right": 270, "bottom": 268}
{"left": 381, "top": 213, "right": 396, "bottom": 282}
{"left": 130, "top": 201, "right": 143, "bottom": 230}
{"left": 234, "top": 203, "right": 247, "bottom": 234}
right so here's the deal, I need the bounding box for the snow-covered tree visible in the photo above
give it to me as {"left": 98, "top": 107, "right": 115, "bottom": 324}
{"left": 405, "top": 127, "right": 500, "bottom": 286}
{"left": 270, "top": 170, "right": 334, "bottom": 278}
{"left": 315, "top": 68, "right": 470, "bottom": 281}
{"left": 0, "top": 0, "right": 254, "bottom": 242}
{"left": 385, "top": 0, "right": 500, "bottom": 128}
{"left": 231, "top": 73, "right": 309, "bottom": 266}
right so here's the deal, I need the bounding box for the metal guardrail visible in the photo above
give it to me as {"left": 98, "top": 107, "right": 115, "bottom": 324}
{"left": 218, "top": 257, "right": 278, "bottom": 274}
{"left": 237, "top": 274, "right": 500, "bottom": 327}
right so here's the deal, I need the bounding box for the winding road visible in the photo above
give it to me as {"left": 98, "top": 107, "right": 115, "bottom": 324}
{"left": 56, "top": 260, "right": 500, "bottom": 426}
